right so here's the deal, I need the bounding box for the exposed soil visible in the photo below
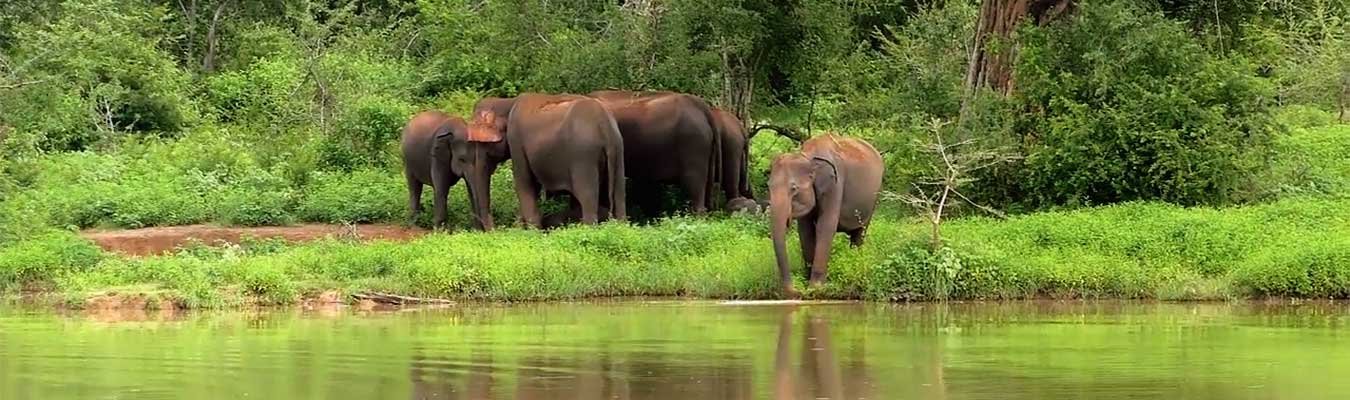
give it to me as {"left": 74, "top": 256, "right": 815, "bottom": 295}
{"left": 81, "top": 224, "right": 428, "bottom": 257}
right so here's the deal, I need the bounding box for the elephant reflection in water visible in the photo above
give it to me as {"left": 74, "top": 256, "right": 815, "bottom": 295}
{"left": 773, "top": 310, "right": 876, "bottom": 400}
{"left": 775, "top": 309, "right": 947, "bottom": 400}
{"left": 408, "top": 351, "right": 495, "bottom": 400}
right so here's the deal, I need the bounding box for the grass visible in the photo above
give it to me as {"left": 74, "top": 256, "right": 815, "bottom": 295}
{"left": 1, "top": 195, "right": 1347, "bottom": 308}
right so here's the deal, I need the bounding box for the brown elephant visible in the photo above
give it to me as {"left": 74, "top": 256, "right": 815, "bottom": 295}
{"left": 711, "top": 108, "right": 755, "bottom": 205}
{"left": 588, "top": 90, "right": 721, "bottom": 216}
{"left": 400, "top": 110, "right": 466, "bottom": 229}
{"left": 465, "top": 93, "right": 626, "bottom": 228}
{"left": 769, "top": 135, "right": 883, "bottom": 298}
{"left": 441, "top": 97, "right": 515, "bottom": 231}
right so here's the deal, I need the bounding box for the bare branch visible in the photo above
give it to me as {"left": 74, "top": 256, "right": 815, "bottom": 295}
{"left": 0, "top": 80, "right": 45, "bottom": 90}
{"left": 748, "top": 123, "right": 807, "bottom": 142}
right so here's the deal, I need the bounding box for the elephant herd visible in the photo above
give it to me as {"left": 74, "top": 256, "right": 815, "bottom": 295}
{"left": 400, "top": 90, "right": 883, "bottom": 297}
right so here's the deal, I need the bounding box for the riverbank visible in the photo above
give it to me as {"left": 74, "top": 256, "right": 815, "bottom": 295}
{"left": 3, "top": 196, "right": 1347, "bottom": 309}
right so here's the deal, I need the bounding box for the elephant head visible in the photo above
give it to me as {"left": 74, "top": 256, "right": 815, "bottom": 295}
{"left": 768, "top": 152, "right": 839, "bottom": 296}
{"left": 442, "top": 98, "right": 513, "bottom": 231}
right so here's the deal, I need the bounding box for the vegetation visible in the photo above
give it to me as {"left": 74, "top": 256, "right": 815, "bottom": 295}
{"left": 2, "top": 0, "right": 1349, "bottom": 305}
{"left": 3, "top": 193, "right": 1348, "bottom": 306}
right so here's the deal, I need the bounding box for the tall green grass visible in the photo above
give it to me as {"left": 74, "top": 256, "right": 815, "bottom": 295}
{"left": 3, "top": 196, "right": 1347, "bottom": 307}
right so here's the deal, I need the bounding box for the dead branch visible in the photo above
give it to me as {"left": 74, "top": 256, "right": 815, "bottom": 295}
{"left": 0, "top": 80, "right": 45, "bottom": 90}
{"left": 351, "top": 292, "right": 454, "bottom": 305}
{"left": 748, "top": 123, "right": 807, "bottom": 142}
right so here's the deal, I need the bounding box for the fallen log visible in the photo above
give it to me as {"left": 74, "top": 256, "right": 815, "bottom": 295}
{"left": 351, "top": 291, "right": 454, "bottom": 305}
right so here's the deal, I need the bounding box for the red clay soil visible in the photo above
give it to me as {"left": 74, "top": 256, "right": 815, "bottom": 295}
{"left": 81, "top": 224, "right": 428, "bottom": 257}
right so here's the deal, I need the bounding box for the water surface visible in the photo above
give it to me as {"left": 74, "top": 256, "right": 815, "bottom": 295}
{"left": 1, "top": 301, "right": 1347, "bottom": 399}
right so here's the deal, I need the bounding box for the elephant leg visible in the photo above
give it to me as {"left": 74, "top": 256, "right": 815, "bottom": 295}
{"left": 570, "top": 167, "right": 601, "bottom": 225}
{"left": 797, "top": 218, "right": 816, "bottom": 280}
{"left": 681, "top": 169, "right": 709, "bottom": 215}
{"left": 512, "top": 157, "right": 543, "bottom": 229}
{"left": 848, "top": 228, "right": 866, "bottom": 248}
{"left": 809, "top": 212, "right": 841, "bottom": 287}
{"left": 405, "top": 174, "right": 423, "bottom": 227}
{"left": 430, "top": 169, "right": 458, "bottom": 231}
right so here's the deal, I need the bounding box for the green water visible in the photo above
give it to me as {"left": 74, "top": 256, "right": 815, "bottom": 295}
{"left": 1, "top": 301, "right": 1347, "bottom": 399}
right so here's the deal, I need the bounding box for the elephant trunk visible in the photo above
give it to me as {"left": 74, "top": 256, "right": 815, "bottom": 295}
{"left": 468, "top": 156, "right": 495, "bottom": 231}
{"left": 769, "top": 185, "right": 795, "bottom": 297}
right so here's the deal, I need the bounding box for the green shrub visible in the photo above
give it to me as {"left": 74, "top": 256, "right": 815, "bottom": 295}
{"left": 1232, "top": 234, "right": 1350, "bottom": 298}
{"left": 0, "top": 231, "right": 103, "bottom": 290}
{"left": 318, "top": 95, "right": 412, "bottom": 171}
{"left": 1263, "top": 124, "right": 1350, "bottom": 198}
{"left": 297, "top": 169, "right": 404, "bottom": 224}
{"left": 218, "top": 169, "right": 296, "bottom": 227}
{"left": 987, "top": 2, "right": 1278, "bottom": 208}
{"left": 1, "top": 0, "right": 197, "bottom": 151}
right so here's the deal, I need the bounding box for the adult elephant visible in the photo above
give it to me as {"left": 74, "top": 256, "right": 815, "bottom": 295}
{"left": 712, "top": 108, "right": 755, "bottom": 204}
{"left": 463, "top": 93, "right": 626, "bottom": 228}
{"left": 442, "top": 97, "right": 515, "bottom": 231}
{"left": 400, "top": 110, "right": 466, "bottom": 229}
{"left": 768, "top": 135, "right": 883, "bottom": 298}
{"left": 588, "top": 90, "right": 720, "bottom": 215}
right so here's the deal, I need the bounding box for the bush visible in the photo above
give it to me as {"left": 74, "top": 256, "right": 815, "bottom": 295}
{"left": 218, "top": 169, "right": 296, "bottom": 227}
{"left": 986, "top": 2, "right": 1278, "bottom": 208}
{"left": 1232, "top": 234, "right": 1350, "bottom": 298}
{"left": 0, "top": 231, "right": 103, "bottom": 290}
{"left": 319, "top": 95, "right": 413, "bottom": 171}
{"left": 1, "top": 0, "right": 197, "bottom": 151}
{"left": 297, "top": 169, "right": 405, "bottom": 224}
{"left": 1261, "top": 124, "right": 1350, "bottom": 199}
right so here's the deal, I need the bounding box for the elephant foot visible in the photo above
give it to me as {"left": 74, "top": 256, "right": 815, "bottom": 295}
{"left": 807, "top": 272, "right": 827, "bottom": 288}
{"left": 783, "top": 288, "right": 802, "bottom": 300}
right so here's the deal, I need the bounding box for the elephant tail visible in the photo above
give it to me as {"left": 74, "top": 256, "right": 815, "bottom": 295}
{"left": 604, "top": 117, "right": 627, "bottom": 221}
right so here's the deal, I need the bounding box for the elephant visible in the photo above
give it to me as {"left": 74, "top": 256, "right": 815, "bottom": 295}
{"left": 727, "top": 197, "right": 763, "bottom": 214}
{"left": 587, "top": 90, "right": 721, "bottom": 216}
{"left": 464, "top": 93, "right": 626, "bottom": 228}
{"left": 442, "top": 97, "right": 516, "bottom": 231}
{"left": 769, "top": 135, "right": 883, "bottom": 298}
{"left": 711, "top": 108, "right": 756, "bottom": 205}
{"left": 399, "top": 110, "right": 467, "bottom": 229}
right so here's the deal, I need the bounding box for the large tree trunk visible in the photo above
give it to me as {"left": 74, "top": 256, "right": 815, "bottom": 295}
{"left": 964, "top": 0, "right": 1074, "bottom": 97}
{"left": 201, "top": 1, "right": 232, "bottom": 73}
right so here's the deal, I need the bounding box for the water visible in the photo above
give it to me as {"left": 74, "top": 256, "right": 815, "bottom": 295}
{"left": 1, "top": 301, "right": 1347, "bottom": 400}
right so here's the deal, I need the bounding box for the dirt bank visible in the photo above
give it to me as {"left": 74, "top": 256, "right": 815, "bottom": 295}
{"left": 81, "top": 224, "right": 427, "bottom": 257}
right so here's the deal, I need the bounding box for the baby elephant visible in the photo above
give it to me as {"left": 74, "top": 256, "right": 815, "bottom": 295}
{"left": 768, "top": 135, "right": 883, "bottom": 298}
{"left": 727, "top": 197, "right": 763, "bottom": 214}
{"left": 400, "top": 110, "right": 467, "bottom": 230}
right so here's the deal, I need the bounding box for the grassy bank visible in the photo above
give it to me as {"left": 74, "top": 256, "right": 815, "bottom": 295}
{"left": 3, "top": 196, "right": 1347, "bottom": 308}
{"left": 2, "top": 122, "right": 1347, "bottom": 308}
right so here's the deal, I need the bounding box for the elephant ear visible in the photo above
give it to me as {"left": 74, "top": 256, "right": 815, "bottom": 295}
{"left": 811, "top": 156, "right": 838, "bottom": 194}
{"left": 433, "top": 118, "right": 459, "bottom": 140}
{"left": 467, "top": 111, "right": 505, "bottom": 143}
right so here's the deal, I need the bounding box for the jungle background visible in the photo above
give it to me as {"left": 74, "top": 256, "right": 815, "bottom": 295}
{"left": 1, "top": 0, "right": 1348, "bottom": 303}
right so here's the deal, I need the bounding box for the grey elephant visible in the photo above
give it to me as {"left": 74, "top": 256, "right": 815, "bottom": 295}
{"left": 769, "top": 135, "right": 883, "bottom": 298}
{"left": 400, "top": 110, "right": 468, "bottom": 229}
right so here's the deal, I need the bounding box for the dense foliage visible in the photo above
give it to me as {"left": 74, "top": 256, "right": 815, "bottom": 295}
{"left": 1, "top": 1, "right": 1348, "bottom": 302}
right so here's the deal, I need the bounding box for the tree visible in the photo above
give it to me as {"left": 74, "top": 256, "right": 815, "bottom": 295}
{"left": 963, "top": 0, "right": 1074, "bottom": 97}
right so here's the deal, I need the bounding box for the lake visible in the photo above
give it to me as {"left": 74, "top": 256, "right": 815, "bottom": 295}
{"left": 1, "top": 301, "right": 1346, "bottom": 399}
